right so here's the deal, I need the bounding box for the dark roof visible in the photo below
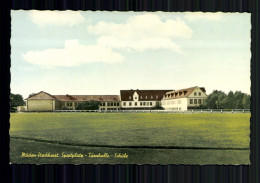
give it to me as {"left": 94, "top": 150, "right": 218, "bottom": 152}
{"left": 53, "top": 95, "right": 120, "bottom": 102}
{"left": 120, "top": 90, "right": 172, "bottom": 101}
{"left": 162, "top": 86, "right": 206, "bottom": 100}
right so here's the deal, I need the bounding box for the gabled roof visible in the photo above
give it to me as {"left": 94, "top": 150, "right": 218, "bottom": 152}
{"left": 53, "top": 95, "right": 120, "bottom": 102}
{"left": 25, "top": 91, "right": 56, "bottom": 100}
{"left": 120, "top": 90, "right": 172, "bottom": 101}
{"left": 162, "top": 86, "right": 206, "bottom": 100}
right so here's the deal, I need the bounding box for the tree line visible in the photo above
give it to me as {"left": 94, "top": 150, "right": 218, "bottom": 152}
{"left": 200, "top": 90, "right": 250, "bottom": 109}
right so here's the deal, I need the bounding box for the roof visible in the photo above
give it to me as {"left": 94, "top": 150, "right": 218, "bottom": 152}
{"left": 120, "top": 90, "right": 172, "bottom": 101}
{"left": 25, "top": 91, "right": 56, "bottom": 100}
{"left": 26, "top": 91, "right": 120, "bottom": 101}
{"left": 52, "top": 95, "right": 120, "bottom": 102}
{"left": 162, "top": 86, "right": 206, "bottom": 100}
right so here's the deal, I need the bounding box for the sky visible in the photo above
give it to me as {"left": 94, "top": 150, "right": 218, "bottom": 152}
{"left": 11, "top": 11, "right": 251, "bottom": 99}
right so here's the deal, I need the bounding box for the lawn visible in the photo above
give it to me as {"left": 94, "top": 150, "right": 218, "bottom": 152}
{"left": 10, "top": 113, "right": 250, "bottom": 164}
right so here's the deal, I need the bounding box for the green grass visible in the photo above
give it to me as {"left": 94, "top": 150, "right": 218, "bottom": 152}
{"left": 10, "top": 113, "right": 250, "bottom": 164}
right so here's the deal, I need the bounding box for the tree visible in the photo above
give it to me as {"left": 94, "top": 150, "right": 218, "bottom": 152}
{"left": 242, "top": 94, "right": 250, "bottom": 109}
{"left": 75, "top": 100, "right": 101, "bottom": 110}
{"left": 10, "top": 93, "right": 25, "bottom": 111}
{"left": 225, "top": 91, "right": 234, "bottom": 109}
{"left": 28, "top": 93, "right": 36, "bottom": 98}
{"left": 233, "top": 91, "right": 244, "bottom": 109}
{"left": 203, "top": 90, "right": 227, "bottom": 109}
{"left": 203, "top": 90, "right": 250, "bottom": 109}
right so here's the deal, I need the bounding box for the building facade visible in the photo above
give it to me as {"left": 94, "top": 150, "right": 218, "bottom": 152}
{"left": 120, "top": 90, "right": 172, "bottom": 109}
{"left": 161, "top": 86, "right": 207, "bottom": 111}
{"left": 25, "top": 91, "right": 120, "bottom": 111}
{"left": 24, "top": 86, "right": 207, "bottom": 112}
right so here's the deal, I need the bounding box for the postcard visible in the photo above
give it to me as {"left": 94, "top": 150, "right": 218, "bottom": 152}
{"left": 10, "top": 10, "right": 251, "bottom": 164}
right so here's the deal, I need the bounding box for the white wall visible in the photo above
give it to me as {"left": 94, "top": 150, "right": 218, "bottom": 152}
{"left": 161, "top": 98, "right": 188, "bottom": 111}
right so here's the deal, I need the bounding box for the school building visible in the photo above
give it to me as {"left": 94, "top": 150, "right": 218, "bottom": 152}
{"left": 22, "top": 86, "right": 207, "bottom": 112}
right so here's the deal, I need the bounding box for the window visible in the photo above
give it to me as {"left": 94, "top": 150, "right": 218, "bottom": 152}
{"left": 107, "top": 102, "right": 110, "bottom": 106}
{"left": 150, "top": 102, "right": 152, "bottom": 106}
{"left": 129, "top": 96, "right": 131, "bottom": 99}
{"left": 135, "top": 102, "right": 137, "bottom": 106}
{"left": 199, "top": 92, "right": 201, "bottom": 96}
{"left": 140, "top": 102, "right": 143, "bottom": 106}
{"left": 156, "top": 95, "right": 158, "bottom": 99}
{"left": 140, "top": 96, "right": 142, "bottom": 99}
{"left": 203, "top": 99, "right": 205, "bottom": 103}
{"left": 143, "top": 102, "right": 145, "bottom": 106}
{"left": 194, "top": 99, "right": 197, "bottom": 104}
{"left": 111, "top": 103, "right": 114, "bottom": 106}
{"left": 117, "top": 102, "right": 119, "bottom": 106}
{"left": 74, "top": 103, "right": 77, "bottom": 106}
{"left": 129, "top": 102, "right": 132, "bottom": 106}
{"left": 194, "top": 92, "right": 197, "bottom": 96}
{"left": 146, "top": 102, "right": 149, "bottom": 106}
{"left": 69, "top": 102, "right": 72, "bottom": 107}
{"left": 145, "top": 96, "right": 148, "bottom": 99}
{"left": 151, "top": 96, "right": 153, "bottom": 99}
{"left": 190, "top": 99, "right": 193, "bottom": 104}
{"left": 135, "top": 97, "right": 137, "bottom": 99}
{"left": 198, "top": 99, "right": 201, "bottom": 104}
{"left": 123, "top": 102, "right": 126, "bottom": 106}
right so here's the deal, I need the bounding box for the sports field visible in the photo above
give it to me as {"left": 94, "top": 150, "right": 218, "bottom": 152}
{"left": 10, "top": 113, "right": 250, "bottom": 164}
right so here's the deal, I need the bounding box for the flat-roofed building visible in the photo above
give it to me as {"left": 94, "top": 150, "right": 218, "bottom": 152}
{"left": 161, "top": 86, "right": 207, "bottom": 111}
{"left": 120, "top": 89, "right": 172, "bottom": 109}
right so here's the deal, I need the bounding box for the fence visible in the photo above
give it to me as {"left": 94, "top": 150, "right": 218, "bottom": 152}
{"left": 54, "top": 109, "right": 250, "bottom": 113}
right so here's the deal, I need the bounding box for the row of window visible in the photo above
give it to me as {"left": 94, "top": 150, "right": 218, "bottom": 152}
{"left": 66, "top": 102, "right": 73, "bottom": 107}
{"left": 194, "top": 92, "right": 201, "bottom": 96}
{"left": 123, "top": 102, "right": 154, "bottom": 106}
{"left": 190, "top": 99, "right": 205, "bottom": 104}
{"left": 164, "top": 92, "right": 202, "bottom": 98}
{"left": 129, "top": 95, "right": 159, "bottom": 100}
{"left": 100, "top": 102, "right": 120, "bottom": 106}
{"left": 100, "top": 108, "right": 118, "bottom": 110}
{"left": 65, "top": 102, "right": 120, "bottom": 107}
{"left": 166, "top": 107, "right": 182, "bottom": 110}
{"left": 162, "top": 100, "right": 182, "bottom": 105}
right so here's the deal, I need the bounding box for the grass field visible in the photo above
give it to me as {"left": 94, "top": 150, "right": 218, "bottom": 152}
{"left": 10, "top": 113, "right": 250, "bottom": 164}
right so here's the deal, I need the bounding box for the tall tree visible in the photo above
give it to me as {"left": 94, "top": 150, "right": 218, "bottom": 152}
{"left": 225, "top": 91, "right": 234, "bottom": 109}
{"left": 242, "top": 94, "right": 250, "bottom": 109}
{"left": 203, "top": 90, "right": 227, "bottom": 109}
{"left": 10, "top": 93, "right": 25, "bottom": 111}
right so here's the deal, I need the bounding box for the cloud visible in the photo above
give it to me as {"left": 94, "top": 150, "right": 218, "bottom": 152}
{"left": 29, "top": 10, "right": 85, "bottom": 27}
{"left": 22, "top": 39, "right": 124, "bottom": 67}
{"left": 87, "top": 13, "right": 193, "bottom": 52}
{"left": 184, "top": 12, "right": 223, "bottom": 21}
